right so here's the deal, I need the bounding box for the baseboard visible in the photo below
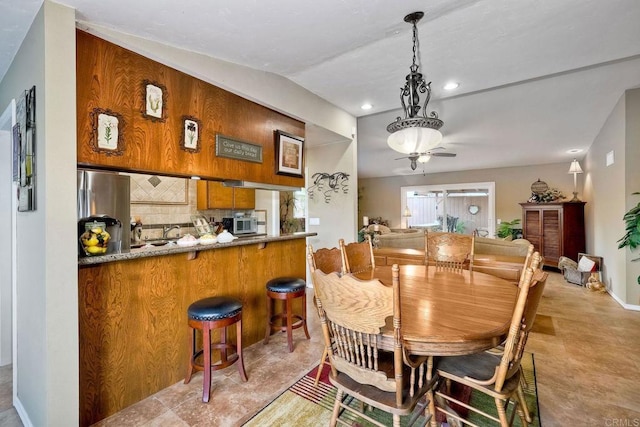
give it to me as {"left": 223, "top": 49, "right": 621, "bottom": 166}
{"left": 608, "top": 290, "right": 640, "bottom": 311}
{"left": 13, "top": 396, "right": 33, "bottom": 427}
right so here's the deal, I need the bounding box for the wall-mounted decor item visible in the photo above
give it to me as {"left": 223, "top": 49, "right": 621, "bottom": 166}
{"left": 15, "top": 86, "right": 36, "bottom": 211}
{"left": 468, "top": 204, "right": 479, "bottom": 215}
{"left": 142, "top": 80, "right": 166, "bottom": 122}
{"left": 181, "top": 116, "right": 201, "bottom": 153}
{"left": 215, "top": 134, "right": 263, "bottom": 163}
{"left": 275, "top": 130, "right": 304, "bottom": 177}
{"left": 90, "top": 108, "right": 125, "bottom": 156}
{"left": 308, "top": 172, "right": 349, "bottom": 203}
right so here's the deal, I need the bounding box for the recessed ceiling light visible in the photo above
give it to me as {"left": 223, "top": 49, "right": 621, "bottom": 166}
{"left": 567, "top": 149, "right": 583, "bottom": 154}
{"left": 443, "top": 82, "right": 459, "bottom": 91}
{"left": 361, "top": 103, "right": 373, "bottom": 110}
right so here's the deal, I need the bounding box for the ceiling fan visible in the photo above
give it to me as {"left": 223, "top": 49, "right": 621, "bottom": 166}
{"left": 395, "top": 147, "right": 457, "bottom": 170}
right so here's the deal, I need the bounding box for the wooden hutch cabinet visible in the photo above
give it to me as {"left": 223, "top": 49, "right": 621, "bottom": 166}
{"left": 520, "top": 202, "right": 586, "bottom": 268}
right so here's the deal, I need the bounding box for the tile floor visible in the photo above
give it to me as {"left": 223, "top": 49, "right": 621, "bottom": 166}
{"left": 1, "top": 271, "right": 639, "bottom": 426}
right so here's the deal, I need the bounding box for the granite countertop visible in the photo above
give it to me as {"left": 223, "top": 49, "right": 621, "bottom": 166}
{"left": 78, "top": 232, "right": 317, "bottom": 266}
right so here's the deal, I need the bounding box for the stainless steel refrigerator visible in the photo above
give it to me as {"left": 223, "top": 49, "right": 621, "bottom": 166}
{"left": 77, "top": 169, "right": 131, "bottom": 253}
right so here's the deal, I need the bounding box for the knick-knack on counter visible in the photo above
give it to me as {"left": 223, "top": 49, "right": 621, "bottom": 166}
{"left": 217, "top": 229, "right": 235, "bottom": 243}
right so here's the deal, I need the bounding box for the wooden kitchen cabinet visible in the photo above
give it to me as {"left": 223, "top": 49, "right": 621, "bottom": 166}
{"left": 197, "top": 181, "right": 255, "bottom": 209}
{"left": 520, "top": 202, "right": 585, "bottom": 268}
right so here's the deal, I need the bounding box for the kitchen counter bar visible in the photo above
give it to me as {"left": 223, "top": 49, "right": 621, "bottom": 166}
{"left": 78, "top": 232, "right": 316, "bottom": 265}
{"left": 78, "top": 231, "right": 314, "bottom": 425}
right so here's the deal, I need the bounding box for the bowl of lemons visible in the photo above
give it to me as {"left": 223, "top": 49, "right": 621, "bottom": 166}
{"left": 80, "top": 221, "right": 111, "bottom": 256}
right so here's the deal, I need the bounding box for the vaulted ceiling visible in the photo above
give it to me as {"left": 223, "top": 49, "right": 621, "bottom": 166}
{"left": 2, "top": 0, "right": 640, "bottom": 178}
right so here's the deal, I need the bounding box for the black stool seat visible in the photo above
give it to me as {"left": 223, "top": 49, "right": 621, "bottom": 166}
{"left": 264, "top": 276, "right": 310, "bottom": 352}
{"left": 266, "top": 277, "right": 306, "bottom": 293}
{"left": 188, "top": 296, "right": 242, "bottom": 321}
{"left": 184, "top": 295, "right": 247, "bottom": 403}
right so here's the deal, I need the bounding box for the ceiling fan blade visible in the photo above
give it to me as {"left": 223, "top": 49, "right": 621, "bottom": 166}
{"left": 431, "top": 152, "right": 457, "bottom": 157}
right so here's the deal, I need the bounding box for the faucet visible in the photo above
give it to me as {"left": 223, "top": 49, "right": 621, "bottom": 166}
{"left": 162, "top": 225, "right": 181, "bottom": 238}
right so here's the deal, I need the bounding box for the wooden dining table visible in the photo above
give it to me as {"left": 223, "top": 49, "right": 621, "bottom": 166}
{"left": 354, "top": 264, "right": 518, "bottom": 357}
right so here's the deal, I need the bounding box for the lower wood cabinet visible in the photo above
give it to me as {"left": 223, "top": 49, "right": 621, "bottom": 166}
{"left": 520, "top": 202, "right": 585, "bottom": 268}
{"left": 197, "top": 181, "right": 255, "bottom": 210}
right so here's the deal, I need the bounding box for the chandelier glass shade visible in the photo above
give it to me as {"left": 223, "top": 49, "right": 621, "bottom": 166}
{"left": 387, "top": 127, "right": 442, "bottom": 154}
{"left": 387, "top": 11, "right": 444, "bottom": 155}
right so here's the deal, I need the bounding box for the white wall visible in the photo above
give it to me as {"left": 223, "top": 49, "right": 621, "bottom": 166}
{"left": 306, "top": 138, "right": 358, "bottom": 250}
{"left": 584, "top": 87, "right": 640, "bottom": 308}
{"left": 584, "top": 93, "right": 627, "bottom": 301}
{"left": 0, "top": 1, "right": 78, "bottom": 425}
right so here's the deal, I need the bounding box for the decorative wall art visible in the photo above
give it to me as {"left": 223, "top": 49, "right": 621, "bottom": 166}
{"left": 15, "top": 86, "right": 36, "bottom": 211}
{"left": 181, "top": 116, "right": 201, "bottom": 153}
{"left": 90, "top": 108, "right": 125, "bottom": 156}
{"left": 142, "top": 80, "right": 166, "bottom": 122}
{"left": 307, "top": 172, "right": 349, "bottom": 203}
{"left": 215, "top": 134, "right": 263, "bottom": 163}
{"left": 275, "top": 130, "right": 304, "bottom": 177}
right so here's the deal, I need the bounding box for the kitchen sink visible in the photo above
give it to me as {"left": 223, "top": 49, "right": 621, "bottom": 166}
{"left": 131, "top": 238, "right": 179, "bottom": 249}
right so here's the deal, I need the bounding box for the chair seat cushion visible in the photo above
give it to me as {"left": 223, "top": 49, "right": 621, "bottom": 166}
{"left": 188, "top": 296, "right": 242, "bottom": 321}
{"left": 437, "top": 352, "right": 520, "bottom": 396}
{"left": 266, "top": 277, "right": 306, "bottom": 293}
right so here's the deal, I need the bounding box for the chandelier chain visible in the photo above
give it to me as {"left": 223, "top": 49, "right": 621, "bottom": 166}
{"left": 411, "top": 20, "right": 418, "bottom": 72}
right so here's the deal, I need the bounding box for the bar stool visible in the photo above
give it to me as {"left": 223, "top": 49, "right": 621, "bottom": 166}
{"left": 264, "top": 277, "right": 310, "bottom": 352}
{"left": 184, "top": 296, "right": 248, "bottom": 402}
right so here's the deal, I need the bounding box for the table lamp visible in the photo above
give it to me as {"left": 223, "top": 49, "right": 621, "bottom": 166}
{"left": 568, "top": 159, "right": 583, "bottom": 202}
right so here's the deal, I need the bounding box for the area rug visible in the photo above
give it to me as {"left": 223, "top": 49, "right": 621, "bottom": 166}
{"left": 244, "top": 353, "right": 540, "bottom": 426}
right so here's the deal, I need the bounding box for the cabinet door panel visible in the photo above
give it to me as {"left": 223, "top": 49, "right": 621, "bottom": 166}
{"left": 234, "top": 188, "right": 255, "bottom": 209}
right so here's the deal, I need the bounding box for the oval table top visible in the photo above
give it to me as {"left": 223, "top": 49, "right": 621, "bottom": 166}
{"left": 354, "top": 265, "right": 518, "bottom": 356}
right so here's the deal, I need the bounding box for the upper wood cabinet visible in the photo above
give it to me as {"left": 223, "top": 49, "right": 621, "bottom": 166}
{"left": 76, "top": 30, "right": 305, "bottom": 187}
{"left": 197, "top": 181, "right": 255, "bottom": 210}
{"left": 520, "top": 202, "right": 585, "bottom": 268}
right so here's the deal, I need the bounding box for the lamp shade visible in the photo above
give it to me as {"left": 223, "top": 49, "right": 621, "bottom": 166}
{"left": 568, "top": 159, "right": 583, "bottom": 174}
{"left": 387, "top": 127, "right": 442, "bottom": 154}
{"left": 403, "top": 206, "right": 412, "bottom": 217}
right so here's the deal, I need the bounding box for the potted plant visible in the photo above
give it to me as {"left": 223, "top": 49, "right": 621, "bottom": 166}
{"left": 617, "top": 192, "right": 640, "bottom": 284}
{"left": 496, "top": 219, "right": 521, "bottom": 240}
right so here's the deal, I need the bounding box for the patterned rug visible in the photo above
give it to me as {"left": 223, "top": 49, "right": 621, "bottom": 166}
{"left": 244, "top": 353, "right": 540, "bottom": 426}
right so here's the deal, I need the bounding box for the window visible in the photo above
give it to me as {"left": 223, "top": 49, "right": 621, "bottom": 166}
{"left": 401, "top": 182, "right": 495, "bottom": 237}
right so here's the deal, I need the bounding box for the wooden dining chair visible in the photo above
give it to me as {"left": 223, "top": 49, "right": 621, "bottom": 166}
{"left": 307, "top": 243, "right": 344, "bottom": 274}
{"left": 425, "top": 231, "right": 475, "bottom": 272}
{"left": 434, "top": 266, "right": 549, "bottom": 427}
{"left": 313, "top": 266, "right": 437, "bottom": 427}
{"left": 339, "top": 235, "right": 375, "bottom": 274}
{"left": 306, "top": 244, "right": 344, "bottom": 387}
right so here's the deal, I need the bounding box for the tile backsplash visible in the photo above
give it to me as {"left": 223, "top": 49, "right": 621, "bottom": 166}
{"left": 128, "top": 173, "right": 254, "bottom": 240}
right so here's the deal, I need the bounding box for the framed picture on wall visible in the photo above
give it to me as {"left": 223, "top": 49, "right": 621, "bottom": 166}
{"left": 181, "top": 116, "right": 201, "bottom": 153}
{"left": 89, "top": 108, "right": 125, "bottom": 156}
{"left": 142, "top": 80, "right": 167, "bottom": 122}
{"left": 275, "top": 130, "right": 304, "bottom": 177}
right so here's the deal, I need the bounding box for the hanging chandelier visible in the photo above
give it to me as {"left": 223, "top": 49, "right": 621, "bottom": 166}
{"left": 387, "top": 11, "right": 443, "bottom": 156}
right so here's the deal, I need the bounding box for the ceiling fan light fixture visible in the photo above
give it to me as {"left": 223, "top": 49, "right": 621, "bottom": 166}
{"left": 418, "top": 154, "right": 431, "bottom": 163}
{"left": 387, "top": 11, "right": 444, "bottom": 164}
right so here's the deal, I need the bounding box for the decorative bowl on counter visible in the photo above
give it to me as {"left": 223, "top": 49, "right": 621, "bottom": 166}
{"left": 216, "top": 229, "right": 236, "bottom": 243}
{"left": 176, "top": 234, "right": 199, "bottom": 247}
{"left": 199, "top": 233, "right": 217, "bottom": 245}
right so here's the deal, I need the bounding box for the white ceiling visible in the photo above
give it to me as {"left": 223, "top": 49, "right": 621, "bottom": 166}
{"left": 2, "top": 0, "right": 640, "bottom": 178}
